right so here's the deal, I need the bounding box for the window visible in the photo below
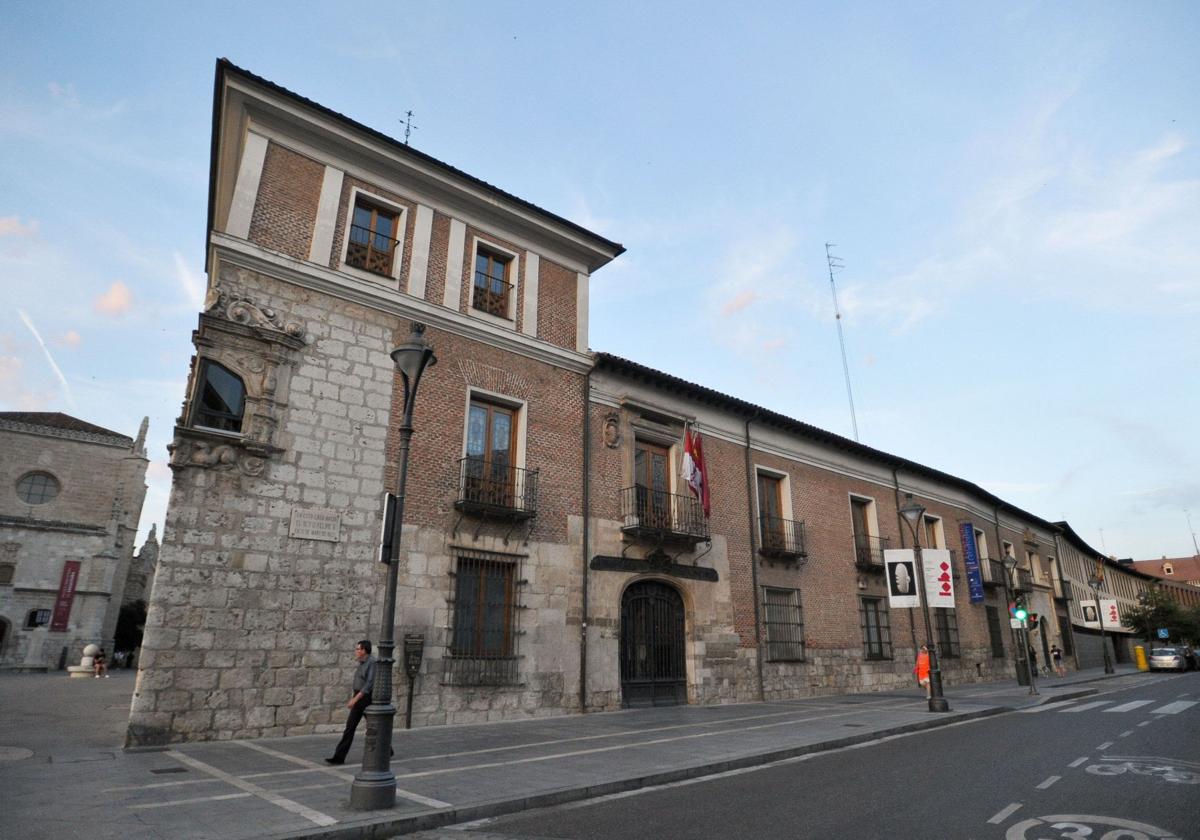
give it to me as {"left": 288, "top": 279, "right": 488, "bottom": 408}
{"left": 974, "top": 528, "right": 990, "bottom": 560}
{"left": 851, "top": 496, "right": 884, "bottom": 568}
{"left": 0, "top": 563, "right": 14, "bottom": 585}
{"left": 922, "top": 515, "right": 943, "bottom": 549}
{"left": 934, "top": 608, "right": 960, "bottom": 658}
{"left": 472, "top": 246, "right": 513, "bottom": 318}
{"left": 346, "top": 198, "right": 400, "bottom": 276}
{"left": 1058, "top": 613, "right": 1074, "bottom": 656}
{"left": 1163, "top": 563, "right": 1174, "bottom": 576}
{"left": 757, "top": 473, "right": 786, "bottom": 551}
{"left": 24, "top": 608, "right": 51, "bottom": 629}
{"left": 634, "top": 439, "right": 672, "bottom": 529}
{"left": 464, "top": 398, "right": 517, "bottom": 507}
{"left": 447, "top": 550, "right": 520, "bottom": 685}
{"left": 1002, "top": 541, "right": 1015, "bottom": 560}
{"left": 860, "top": 596, "right": 892, "bottom": 659}
{"left": 985, "top": 606, "right": 1005, "bottom": 658}
{"left": 192, "top": 360, "right": 245, "bottom": 433}
{"left": 16, "top": 472, "right": 59, "bottom": 505}
{"left": 763, "top": 587, "right": 804, "bottom": 661}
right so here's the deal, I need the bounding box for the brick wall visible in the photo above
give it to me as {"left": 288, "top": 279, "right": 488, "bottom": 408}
{"left": 249, "top": 143, "right": 323, "bottom": 260}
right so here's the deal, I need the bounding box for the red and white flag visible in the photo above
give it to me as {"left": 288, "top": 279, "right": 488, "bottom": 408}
{"left": 681, "top": 424, "right": 710, "bottom": 517}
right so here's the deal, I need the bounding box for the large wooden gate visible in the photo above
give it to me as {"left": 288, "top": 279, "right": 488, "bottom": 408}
{"left": 620, "top": 580, "right": 687, "bottom": 707}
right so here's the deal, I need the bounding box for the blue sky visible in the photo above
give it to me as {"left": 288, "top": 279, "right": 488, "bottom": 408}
{"left": 3, "top": 2, "right": 1198, "bottom": 560}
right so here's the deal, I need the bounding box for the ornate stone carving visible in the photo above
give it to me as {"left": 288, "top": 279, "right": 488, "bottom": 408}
{"left": 602, "top": 414, "right": 622, "bottom": 449}
{"left": 205, "top": 284, "right": 305, "bottom": 340}
{"left": 167, "top": 433, "right": 279, "bottom": 476}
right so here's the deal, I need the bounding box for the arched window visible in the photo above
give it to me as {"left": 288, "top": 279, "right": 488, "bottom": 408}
{"left": 16, "top": 471, "right": 59, "bottom": 505}
{"left": 192, "top": 360, "right": 246, "bottom": 432}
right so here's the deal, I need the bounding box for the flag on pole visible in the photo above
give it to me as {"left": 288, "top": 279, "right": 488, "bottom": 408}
{"left": 681, "top": 424, "right": 710, "bottom": 517}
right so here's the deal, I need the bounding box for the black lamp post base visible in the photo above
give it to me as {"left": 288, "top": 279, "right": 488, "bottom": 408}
{"left": 349, "top": 771, "right": 396, "bottom": 810}
{"left": 928, "top": 696, "right": 951, "bottom": 713}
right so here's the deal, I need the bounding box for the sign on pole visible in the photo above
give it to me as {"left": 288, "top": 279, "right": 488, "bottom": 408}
{"left": 1099, "top": 598, "right": 1122, "bottom": 630}
{"left": 922, "top": 548, "right": 955, "bottom": 608}
{"left": 1157, "top": 627, "right": 1170, "bottom": 640}
{"left": 884, "top": 549, "right": 920, "bottom": 609}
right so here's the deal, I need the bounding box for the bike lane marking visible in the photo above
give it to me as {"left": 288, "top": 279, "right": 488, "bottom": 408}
{"left": 1097, "top": 741, "right": 1114, "bottom": 750}
{"left": 1068, "top": 756, "right": 1089, "bottom": 768}
{"left": 987, "top": 802, "right": 1023, "bottom": 824}
{"left": 1035, "top": 775, "right": 1061, "bottom": 789}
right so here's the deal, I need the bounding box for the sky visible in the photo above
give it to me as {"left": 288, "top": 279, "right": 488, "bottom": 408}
{"left": 2, "top": 2, "right": 1198, "bottom": 561}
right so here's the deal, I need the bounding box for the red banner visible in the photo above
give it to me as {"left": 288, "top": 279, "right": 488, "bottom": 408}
{"left": 50, "top": 560, "right": 81, "bottom": 631}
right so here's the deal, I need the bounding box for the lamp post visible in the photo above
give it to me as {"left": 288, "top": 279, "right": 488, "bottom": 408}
{"left": 350, "top": 322, "right": 436, "bottom": 811}
{"left": 1087, "top": 570, "right": 1115, "bottom": 675}
{"left": 1004, "top": 554, "right": 1037, "bottom": 696}
{"left": 898, "top": 495, "right": 950, "bottom": 713}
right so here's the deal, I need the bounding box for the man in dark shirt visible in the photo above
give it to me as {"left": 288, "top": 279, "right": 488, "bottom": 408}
{"left": 325, "top": 639, "right": 377, "bottom": 765}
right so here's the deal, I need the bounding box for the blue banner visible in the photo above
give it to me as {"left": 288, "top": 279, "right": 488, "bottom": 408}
{"left": 960, "top": 522, "right": 986, "bottom": 604}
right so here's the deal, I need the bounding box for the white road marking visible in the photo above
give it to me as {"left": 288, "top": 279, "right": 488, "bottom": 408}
{"left": 987, "top": 802, "right": 1023, "bottom": 824}
{"left": 236, "top": 739, "right": 451, "bottom": 808}
{"left": 130, "top": 792, "right": 252, "bottom": 809}
{"left": 165, "top": 750, "right": 337, "bottom": 827}
{"left": 1097, "top": 742, "right": 1113, "bottom": 750}
{"left": 1137, "top": 721, "right": 1152, "bottom": 727}
{"left": 1068, "top": 756, "right": 1089, "bottom": 768}
{"left": 1151, "top": 700, "right": 1197, "bottom": 715}
{"left": 1036, "top": 775, "right": 1061, "bottom": 789}
{"left": 1104, "top": 700, "right": 1154, "bottom": 713}
{"left": 1059, "top": 701, "right": 1111, "bottom": 713}
{"left": 1119, "top": 730, "right": 1134, "bottom": 737}
{"left": 1017, "top": 701, "right": 1078, "bottom": 713}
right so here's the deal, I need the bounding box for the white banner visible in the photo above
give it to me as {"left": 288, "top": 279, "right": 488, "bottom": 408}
{"left": 1080, "top": 602, "right": 1101, "bottom": 627}
{"left": 1100, "top": 598, "right": 1122, "bottom": 630}
{"left": 922, "top": 548, "right": 955, "bottom": 609}
{"left": 884, "top": 549, "right": 920, "bottom": 609}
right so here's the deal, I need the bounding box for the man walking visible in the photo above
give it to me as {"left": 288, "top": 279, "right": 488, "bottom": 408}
{"left": 326, "top": 640, "right": 376, "bottom": 765}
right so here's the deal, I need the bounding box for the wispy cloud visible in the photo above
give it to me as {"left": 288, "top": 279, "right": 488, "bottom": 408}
{"left": 173, "top": 252, "right": 205, "bottom": 309}
{"left": 0, "top": 216, "right": 39, "bottom": 237}
{"left": 61, "top": 330, "right": 82, "bottom": 348}
{"left": 48, "top": 81, "right": 80, "bottom": 108}
{"left": 16, "top": 309, "right": 77, "bottom": 411}
{"left": 94, "top": 281, "right": 134, "bottom": 316}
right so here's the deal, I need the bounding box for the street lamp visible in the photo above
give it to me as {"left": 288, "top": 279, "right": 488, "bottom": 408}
{"left": 898, "top": 494, "right": 950, "bottom": 713}
{"left": 350, "top": 322, "right": 436, "bottom": 810}
{"left": 1087, "top": 568, "right": 1115, "bottom": 675}
{"left": 1003, "top": 553, "right": 1037, "bottom": 695}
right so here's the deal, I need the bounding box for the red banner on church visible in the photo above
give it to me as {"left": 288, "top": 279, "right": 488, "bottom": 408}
{"left": 50, "top": 560, "right": 81, "bottom": 631}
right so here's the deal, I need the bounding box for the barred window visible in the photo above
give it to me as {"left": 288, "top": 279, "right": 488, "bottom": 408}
{"left": 860, "top": 596, "right": 892, "bottom": 660}
{"left": 763, "top": 587, "right": 804, "bottom": 661}
{"left": 935, "top": 608, "right": 960, "bottom": 658}
{"left": 446, "top": 550, "right": 521, "bottom": 685}
{"left": 986, "top": 605, "right": 1005, "bottom": 658}
{"left": 25, "top": 608, "right": 51, "bottom": 629}
{"left": 16, "top": 472, "right": 59, "bottom": 505}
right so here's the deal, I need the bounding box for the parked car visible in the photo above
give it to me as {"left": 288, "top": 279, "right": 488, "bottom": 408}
{"left": 1148, "top": 647, "right": 1188, "bottom": 672}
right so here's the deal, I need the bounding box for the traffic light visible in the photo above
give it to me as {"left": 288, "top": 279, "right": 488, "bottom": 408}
{"left": 1013, "top": 594, "right": 1028, "bottom": 622}
{"left": 1027, "top": 612, "right": 1039, "bottom": 631}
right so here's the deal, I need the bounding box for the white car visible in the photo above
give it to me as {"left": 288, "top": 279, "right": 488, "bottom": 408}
{"left": 1148, "top": 647, "right": 1187, "bottom": 672}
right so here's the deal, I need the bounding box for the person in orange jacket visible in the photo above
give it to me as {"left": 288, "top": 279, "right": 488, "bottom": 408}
{"left": 914, "top": 644, "right": 931, "bottom": 698}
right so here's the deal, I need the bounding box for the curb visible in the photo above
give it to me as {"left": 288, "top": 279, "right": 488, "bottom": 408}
{"left": 271, "top": 706, "right": 1007, "bottom": 840}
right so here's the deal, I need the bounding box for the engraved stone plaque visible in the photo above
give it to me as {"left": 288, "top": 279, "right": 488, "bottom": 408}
{"left": 289, "top": 508, "right": 341, "bottom": 542}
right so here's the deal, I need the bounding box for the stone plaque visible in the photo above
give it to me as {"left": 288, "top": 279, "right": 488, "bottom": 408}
{"left": 289, "top": 508, "right": 341, "bottom": 542}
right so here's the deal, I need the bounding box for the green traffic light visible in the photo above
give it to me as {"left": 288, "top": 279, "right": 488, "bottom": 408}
{"left": 1015, "top": 607, "right": 1028, "bottom": 621}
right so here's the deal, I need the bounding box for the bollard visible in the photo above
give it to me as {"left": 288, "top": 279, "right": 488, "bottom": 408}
{"left": 1134, "top": 645, "right": 1149, "bottom": 671}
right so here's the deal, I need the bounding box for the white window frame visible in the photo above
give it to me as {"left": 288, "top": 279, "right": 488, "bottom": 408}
{"left": 468, "top": 236, "right": 520, "bottom": 325}
{"left": 460, "top": 389, "right": 528, "bottom": 473}
{"left": 338, "top": 186, "right": 408, "bottom": 289}
{"left": 921, "top": 514, "right": 945, "bottom": 549}
{"left": 974, "top": 528, "right": 990, "bottom": 560}
{"left": 753, "top": 465, "right": 793, "bottom": 522}
{"left": 848, "top": 493, "right": 880, "bottom": 539}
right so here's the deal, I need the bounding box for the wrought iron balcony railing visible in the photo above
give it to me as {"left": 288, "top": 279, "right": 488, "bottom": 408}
{"left": 983, "top": 558, "right": 1007, "bottom": 588}
{"left": 473, "top": 270, "right": 513, "bottom": 318}
{"left": 345, "top": 224, "right": 400, "bottom": 276}
{"left": 1054, "top": 578, "right": 1073, "bottom": 602}
{"left": 759, "top": 515, "right": 807, "bottom": 561}
{"left": 454, "top": 458, "right": 537, "bottom": 520}
{"left": 853, "top": 533, "right": 889, "bottom": 571}
{"left": 1012, "top": 568, "right": 1034, "bottom": 593}
{"left": 620, "top": 486, "right": 709, "bottom": 547}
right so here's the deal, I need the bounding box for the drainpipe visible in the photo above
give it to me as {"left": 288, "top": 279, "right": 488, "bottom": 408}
{"left": 892, "top": 467, "right": 918, "bottom": 651}
{"left": 743, "top": 413, "right": 765, "bottom": 701}
{"left": 995, "top": 504, "right": 1023, "bottom": 682}
{"left": 579, "top": 367, "right": 592, "bottom": 712}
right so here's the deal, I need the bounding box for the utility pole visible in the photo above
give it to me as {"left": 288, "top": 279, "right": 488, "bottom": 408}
{"left": 825, "top": 243, "right": 859, "bottom": 442}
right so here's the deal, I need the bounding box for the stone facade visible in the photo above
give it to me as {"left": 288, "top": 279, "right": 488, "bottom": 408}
{"left": 0, "top": 413, "right": 149, "bottom": 670}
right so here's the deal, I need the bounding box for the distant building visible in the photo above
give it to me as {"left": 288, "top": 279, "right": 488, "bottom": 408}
{"left": 1131, "top": 556, "right": 1200, "bottom": 589}
{"left": 0, "top": 412, "right": 149, "bottom": 670}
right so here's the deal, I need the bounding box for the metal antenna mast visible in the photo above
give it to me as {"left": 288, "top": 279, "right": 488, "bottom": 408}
{"left": 1186, "top": 509, "right": 1200, "bottom": 556}
{"left": 400, "top": 110, "right": 418, "bottom": 145}
{"left": 825, "top": 243, "right": 860, "bottom": 441}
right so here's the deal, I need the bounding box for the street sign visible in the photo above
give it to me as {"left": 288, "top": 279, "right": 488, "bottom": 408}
{"left": 402, "top": 633, "right": 425, "bottom": 679}
{"left": 1157, "top": 627, "right": 1170, "bottom": 640}
{"left": 1010, "top": 618, "right": 1025, "bottom": 629}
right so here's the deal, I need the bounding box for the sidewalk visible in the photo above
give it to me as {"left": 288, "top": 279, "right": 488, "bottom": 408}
{"left": 0, "top": 665, "right": 1143, "bottom": 840}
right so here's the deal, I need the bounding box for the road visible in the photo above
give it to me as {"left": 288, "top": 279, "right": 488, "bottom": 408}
{"left": 409, "top": 672, "right": 1200, "bottom": 839}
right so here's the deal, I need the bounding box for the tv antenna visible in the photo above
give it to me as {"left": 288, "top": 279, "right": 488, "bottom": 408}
{"left": 826, "top": 243, "right": 860, "bottom": 441}
{"left": 400, "top": 110, "right": 418, "bottom": 145}
{"left": 1186, "top": 509, "right": 1200, "bottom": 556}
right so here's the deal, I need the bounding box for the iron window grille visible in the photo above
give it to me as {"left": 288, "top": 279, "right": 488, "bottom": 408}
{"left": 0, "top": 563, "right": 14, "bottom": 585}
{"left": 860, "top": 596, "right": 892, "bottom": 660}
{"left": 759, "top": 515, "right": 807, "bottom": 560}
{"left": 16, "top": 472, "right": 59, "bottom": 505}
{"left": 445, "top": 549, "right": 524, "bottom": 686}
{"left": 619, "top": 486, "right": 709, "bottom": 546}
{"left": 934, "top": 608, "right": 960, "bottom": 658}
{"left": 24, "top": 608, "right": 51, "bottom": 629}
{"left": 473, "top": 249, "right": 513, "bottom": 318}
{"left": 456, "top": 457, "right": 538, "bottom": 519}
{"left": 763, "top": 587, "right": 805, "bottom": 661}
{"left": 192, "top": 360, "right": 245, "bottom": 433}
{"left": 985, "top": 605, "right": 1006, "bottom": 658}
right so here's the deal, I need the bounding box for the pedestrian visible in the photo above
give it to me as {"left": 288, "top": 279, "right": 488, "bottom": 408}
{"left": 93, "top": 648, "right": 109, "bottom": 678}
{"left": 326, "top": 639, "right": 376, "bottom": 765}
{"left": 1051, "top": 644, "right": 1065, "bottom": 677}
{"left": 913, "top": 644, "right": 931, "bottom": 699}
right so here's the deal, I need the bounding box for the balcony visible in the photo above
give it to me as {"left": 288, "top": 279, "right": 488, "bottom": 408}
{"left": 1053, "top": 578, "right": 1073, "bottom": 602}
{"left": 983, "top": 559, "right": 1007, "bottom": 589}
{"left": 345, "top": 224, "right": 399, "bottom": 276}
{"left": 759, "top": 515, "right": 807, "bottom": 561}
{"left": 1012, "top": 569, "right": 1034, "bottom": 593}
{"left": 454, "top": 458, "right": 538, "bottom": 521}
{"left": 853, "top": 534, "right": 889, "bottom": 571}
{"left": 472, "top": 271, "right": 513, "bottom": 318}
{"left": 620, "top": 486, "right": 709, "bottom": 548}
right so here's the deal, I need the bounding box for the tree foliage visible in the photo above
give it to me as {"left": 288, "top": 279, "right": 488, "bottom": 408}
{"left": 1123, "top": 589, "right": 1200, "bottom": 643}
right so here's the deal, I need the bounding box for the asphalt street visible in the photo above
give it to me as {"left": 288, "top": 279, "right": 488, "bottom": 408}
{"left": 415, "top": 672, "right": 1200, "bottom": 840}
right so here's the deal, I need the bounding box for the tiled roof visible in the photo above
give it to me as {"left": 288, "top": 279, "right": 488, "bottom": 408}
{"left": 1133, "top": 556, "right": 1200, "bottom": 582}
{"left": 0, "top": 412, "right": 129, "bottom": 439}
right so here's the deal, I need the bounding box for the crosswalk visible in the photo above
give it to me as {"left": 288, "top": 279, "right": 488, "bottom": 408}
{"left": 1019, "top": 698, "right": 1197, "bottom": 715}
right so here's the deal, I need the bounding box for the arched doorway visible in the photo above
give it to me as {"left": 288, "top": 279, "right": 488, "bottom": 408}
{"left": 620, "top": 580, "right": 687, "bottom": 707}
